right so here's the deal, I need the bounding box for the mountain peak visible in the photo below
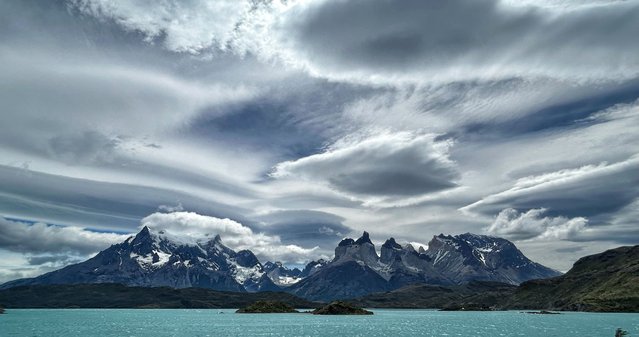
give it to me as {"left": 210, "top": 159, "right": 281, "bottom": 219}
{"left": 137, "top": 226, "right": 151, "bottom": 237}
{"left": 355, "top": 231, "right": 372, "bottom": 245}
{"left": 382, "top": 238, "right": 402, "bottom": 250}
{"left": 338, "top": 238, "right": 356, "bottom": 247}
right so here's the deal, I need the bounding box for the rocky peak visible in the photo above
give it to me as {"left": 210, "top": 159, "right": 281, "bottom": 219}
{"left": 300, "top": 259, "right": 327, "bottom": 277}
{"left": 355, "top": 231, "right": 373, "bottom": 245}
{"left": 263, "top": 261, "right": 279, "bottom": 271}
{"left": 334, "top": 232, "right": 379, "bottom": 266}
{"left": 382, "top": 238, "right": 402, "bottom": 250}
{"left": 130, "top": 226, "right": 154, "bottom": 255}
{"left": 380, "top": 237, "right": 403, "bottom": 264}
{"left": 235, "top": 250, "right": 260, "bottom": 268}
{"left": 338, "top": 238, "right": 356, "bottom": 246}
{"left": 424, "top": 232, "right": 561, "bottom": 284}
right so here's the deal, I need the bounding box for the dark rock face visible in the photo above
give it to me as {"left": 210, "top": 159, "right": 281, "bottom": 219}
{"left": 354, "top": 231, "right": 373, "bottom": 245}
{"left": 236, "top": 301, "right": 298, "bottom": 313}
{"left": 0, "top": 227, "right": 277, "bottom": 292}
{"left": 312, "top": 301, "right": 373, "bottom": 315}
{"left": 380, "top": 238, "right": 402, "bottom": 264}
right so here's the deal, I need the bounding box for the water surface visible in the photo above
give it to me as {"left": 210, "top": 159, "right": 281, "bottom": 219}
{"left": 2, "top": 309, "right": 638, "bottom": 336}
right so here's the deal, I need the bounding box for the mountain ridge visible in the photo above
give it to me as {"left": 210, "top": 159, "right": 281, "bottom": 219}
{"left": 287, "top": 231, "right": 560, "bottom": 301}
{"left": 0, "top": 227, "right": 560, "bottom": 301}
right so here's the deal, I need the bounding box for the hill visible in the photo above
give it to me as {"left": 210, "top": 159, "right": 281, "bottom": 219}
{"left": 352, "top": 281, "right": 516, "bottom": 309}
{"left": 0, "top": 283, "right": 317, "bottom": 309}
{"left": 504, "top": 245, "right": 639, "bottom": 312}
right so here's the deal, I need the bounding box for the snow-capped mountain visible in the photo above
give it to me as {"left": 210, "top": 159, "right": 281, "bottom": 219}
{"left": 0, "top": 228, "right": 560, "bottom": 302}
{"left": 287, "top": 232, "right": 560, "bottom": 301}
{"left": 299, "top": 259, "right": 328, "bottom": 278}
{"left": 425, "top": 233, "right": 560, "bottom": 284}
{"left": 262, "top": 261, "right": 302, "bottom": 286}
{"left": 0, "top": 226, "right": 278, "bottom": 292}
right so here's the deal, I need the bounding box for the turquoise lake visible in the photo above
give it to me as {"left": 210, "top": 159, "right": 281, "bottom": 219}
{"left": 1, "top": 309, "right": 638, "bottom": 336}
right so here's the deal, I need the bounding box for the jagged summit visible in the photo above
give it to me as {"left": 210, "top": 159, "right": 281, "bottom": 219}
{"left": 0, "top": 227, "right": 278, "bottom": 292}
{"left": 263, "top": 261, "right": 302, "bottom": 286}
{"left": 425, "top": 232, "right": 560, "bottom": 284}
{"left": 288, "top": 231, "right": 561, "bottom": 301}
{"left": 338, "top": 238, "right": 355, "bottom": 246}
{"left": 382, "top": 237, "right": 402, "bottom": 250}
{"left": 355, "top": 231, "right": 373, "bottom": 245}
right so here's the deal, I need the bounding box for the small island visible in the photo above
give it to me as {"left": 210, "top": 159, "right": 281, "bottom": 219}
{"left": 236, "top": 301, "right": 299, "bottom": 313}
{"left": 439, "top": 304, "right": 493, "bottom": 311}
{"left": 0, "top": 307, "right": 4, "bottom": 314}
{"left": 312, "top": 301, "right": 373, "bottom": 315}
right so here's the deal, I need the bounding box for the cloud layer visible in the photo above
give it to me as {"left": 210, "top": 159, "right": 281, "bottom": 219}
{"left": 141, "top": 211, "right": 319, "bottom": 263}
{"left": 0, "top": 218, "right": 127, "bottom": 256}
{"left": 69, "top": 0, "right": 639, "bottom": 84}
{"left": 463, "top": 155, "right": 639, "bottom": 219}
{"left": 0, "top": 0, "right": 637, "bottom": 276}
{"left": 486, "top": 208, "right": 588, "bottom": 241}
{"left": 272, "top": 133, "right": 459, "bottom": 201}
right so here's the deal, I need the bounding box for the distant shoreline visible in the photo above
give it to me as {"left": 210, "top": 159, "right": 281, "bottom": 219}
{"left": 0, "top": 283, "right": 637, "bottom": 313}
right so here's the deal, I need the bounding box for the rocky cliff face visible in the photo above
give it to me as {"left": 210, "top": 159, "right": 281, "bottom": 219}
{"left": 0, "top": 226, "right": 279, "bottom": 292}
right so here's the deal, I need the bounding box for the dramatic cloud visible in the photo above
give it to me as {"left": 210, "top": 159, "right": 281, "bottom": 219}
{"left": 0, "top": 218, "right": 128, "bottom": 255}
{"left": 140, "top": 212, "right": 319, "bottom": 263}
{"left": 272, "top": 132, "right": 460, "bottom": 200}
{"left": 70, "top": 0, "right": 639, "bottom": 84}
{"left": 0, "top": 0, "right": 637, "bottom": 278}
{"left": 463, "top": 156, "right": 639, "bottom": 219}
{"left": 278, "top": 0, "right": 639, "bottom": 83}
{"left": 486, "top": 208, "right": 588, "bottom": 241}
{"left": 254, "top": 210, "right": 350, "bottom": 254}
{"left": 69, "top": 0, "right": 254, "bottom": 54}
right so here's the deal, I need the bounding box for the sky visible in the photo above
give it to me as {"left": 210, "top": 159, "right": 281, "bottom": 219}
{"left": 1, "top": 0, "right": 638, "bottom": 282}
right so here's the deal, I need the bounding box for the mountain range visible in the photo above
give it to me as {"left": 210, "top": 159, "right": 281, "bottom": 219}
{"left": 1, "top": 245, "right": 637, "bottom": 311}
{"left": 352, "top": 244, "right": 639, "bottom": 312}
{"left": 0, "top": 227, "right": 560, "bottom": 301}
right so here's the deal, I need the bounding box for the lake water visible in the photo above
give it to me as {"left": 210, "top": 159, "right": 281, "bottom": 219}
{"left": 1, "top": 309, "right": 638, "bottom": 337}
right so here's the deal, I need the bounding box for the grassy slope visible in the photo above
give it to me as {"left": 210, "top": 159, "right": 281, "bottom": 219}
{"left": 506, "top": 246, "right": 639, "bottom": 311}
{"left": 352, "top": 281, "right": 517, "bottom": 309}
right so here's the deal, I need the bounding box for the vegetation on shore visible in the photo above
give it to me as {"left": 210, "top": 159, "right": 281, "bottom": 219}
{"left": 0, "top": 284, "right": 317, "bottom": 309}
{"left": 236, "top": 301, "right": 299, "bottom": 313}
{"left": 312, "top": 301, "right": 373, "bottom": 315}
{"left": 504, "top": 246, "right": 639, "bottom": 312}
